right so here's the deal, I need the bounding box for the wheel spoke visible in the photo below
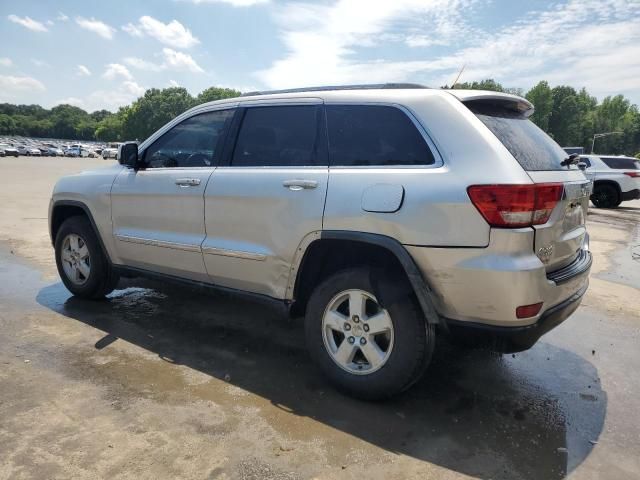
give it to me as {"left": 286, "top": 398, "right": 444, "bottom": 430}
{"left": 69, "top": 235, "right": 79, "bottom": 252}
{"left": 73, "top": 265, "right": 82, "bottom": 282}
{"left": 77, "top": 261, "right": 90, "bottom": 279}
{"left": 61, "top": 250, "right": 73, "bottom": 263}
{"left": 334, "top": 339, "right": 358, "bottom": 366}
{"left": 324, "top": 310, "right": 346, "bottom": 332}
{"left": 77, "top": 244, "right": 89, "bottom": 260}
{"left": 365, "top": 310, "right": 392, "bottom": 334}
{"left": 360, "top": 340, "right": 385, "bottom": 369}
{"left": 348, "top": 291, "right": 366, "bottom": 319}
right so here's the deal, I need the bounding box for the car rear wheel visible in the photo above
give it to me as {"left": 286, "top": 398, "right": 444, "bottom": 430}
{"left": 305, "top": 267, "right": 434, "bottom": 400}
{"left": 591, "top": 184, "right": 621, "bottom": 208}
{"left": 55, "top": 216, "right": 119, "bottom": 299}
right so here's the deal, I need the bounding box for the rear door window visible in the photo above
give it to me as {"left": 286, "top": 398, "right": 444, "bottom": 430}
{"left": 326, "top": 105, "right": 435, "bottom": 167}
{"left": 231, "top": 105, "right": 322, "bottom": 167}
{"left": 600, "top": 157, "right": 640, "bottom": 169}
{"left": 468, "top": 103, "right": 572, "bottom": 171}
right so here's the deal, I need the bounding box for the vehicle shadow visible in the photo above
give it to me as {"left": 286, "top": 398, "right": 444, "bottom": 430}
{"left": 36, "top": 279, "right": 606, "bottom": 480}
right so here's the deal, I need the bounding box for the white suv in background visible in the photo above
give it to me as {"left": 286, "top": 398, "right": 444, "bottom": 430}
{"left": 580, "top": 155, "right": 640, "bottom": 208}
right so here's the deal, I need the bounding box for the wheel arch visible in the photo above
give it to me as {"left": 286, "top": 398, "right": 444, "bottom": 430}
{"left": 289, "top": 230, "right": 442, "bottom": 326}
{"left": 50, "top": 200, "right": 112, "bottom": 264}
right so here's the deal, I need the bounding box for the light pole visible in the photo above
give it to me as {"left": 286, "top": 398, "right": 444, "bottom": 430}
{"left": 591, "top": 131, "right": 623, "bottom": 154}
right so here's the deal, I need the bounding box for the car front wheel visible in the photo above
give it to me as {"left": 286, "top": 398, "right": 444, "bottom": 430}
{"left": 55, "top": 216, "right": 119, "bottom": 299}
{"left": 305, "top": 267, "right": 434, "bottom": 400}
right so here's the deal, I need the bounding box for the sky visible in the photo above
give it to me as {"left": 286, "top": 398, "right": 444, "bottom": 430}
{"left": 1, "top": 0, "right": 639, "bottom": 112}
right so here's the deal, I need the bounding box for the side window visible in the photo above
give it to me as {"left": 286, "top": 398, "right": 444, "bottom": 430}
{"left": 144, "top": 109, "right": 234, "bottom": 168}
{"left": 326, "top": 105, "right": 435, "bottom": 166}
{"left": 232, "top": 105, "right": 320, "bottom": 167}
{"left": 581, "top": 158, "right": 591, "bottom": 168}
{"left": 601, "top": 157, "right": 639, "bottom": 170}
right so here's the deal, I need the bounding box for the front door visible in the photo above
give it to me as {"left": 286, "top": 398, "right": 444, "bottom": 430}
{"left": 111, "top": 109, "right": 235, "bottom": 281}
{"left": 202, "top": 102, "right": 328, "bottom": 298}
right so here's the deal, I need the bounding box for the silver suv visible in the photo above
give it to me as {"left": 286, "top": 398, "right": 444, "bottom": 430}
{"left": 49, "top": 84, "right": 592, "bottom": 399}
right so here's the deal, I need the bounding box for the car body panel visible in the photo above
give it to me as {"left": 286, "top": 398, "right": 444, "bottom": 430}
{"left": 110, "top": 167, "right": 215, "bottom": 282}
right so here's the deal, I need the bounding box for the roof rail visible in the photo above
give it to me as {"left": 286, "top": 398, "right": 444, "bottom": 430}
{"left": 240, "top": 83, "right": 429, "bottom": 97}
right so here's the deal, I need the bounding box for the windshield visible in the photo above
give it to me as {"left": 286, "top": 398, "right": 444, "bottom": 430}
{"left": 468, "top": 103, "right": 573, "bottom": 171}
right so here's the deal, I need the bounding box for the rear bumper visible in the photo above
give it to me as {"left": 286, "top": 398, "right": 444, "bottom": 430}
{"left": 445, "top": 283, "right": 588, "bottom": 353}
{"left": 621, "top": 189, "right": 640, "bottom": 201}
{"left": 407, "top": 228, "right": 591, "bottom": 331}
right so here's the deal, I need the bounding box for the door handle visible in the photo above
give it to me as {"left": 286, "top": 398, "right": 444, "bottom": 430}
{"left": 283, "top": 179, "right": 318, "bottom": 191}
{"left": 175, "top": 178, "right": 201, "bottom": 187}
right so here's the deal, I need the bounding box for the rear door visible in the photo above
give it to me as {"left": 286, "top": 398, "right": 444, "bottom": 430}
{"left": 111, "top": 108, "right": 234, "bottom": 281}
{"left": 470, "top": 103, "right": 591, "bottom": 271}
{"left": 202, "top": 100, "right": 328, "bottom": 298}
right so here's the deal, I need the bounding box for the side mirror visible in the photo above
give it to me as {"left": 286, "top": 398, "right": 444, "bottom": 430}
{"left": 118, "top": 141, "right": 140, "bottom": 168}
{"left": 577, "top": 162, "right": 587, "bottom": 171}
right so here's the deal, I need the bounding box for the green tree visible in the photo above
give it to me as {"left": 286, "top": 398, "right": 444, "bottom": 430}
{"left": 95, "top": 110, "right": 126, "bottom": 141}
{"left": 526, "top": 81, "right": 553, "bottom": 131}
{"left": 195, "top": 86, "right": 241, "bottom": 105}
{"left": 0, "top": 113, "right": 17, "bottom": 134}
{"left": 453, "top": 79, "right": 505, "bottom": 92}
{"left": 121, "top": 87, "right": 194, "bottom": 141}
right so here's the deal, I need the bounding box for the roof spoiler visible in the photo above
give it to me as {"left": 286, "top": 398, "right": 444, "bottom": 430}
{"left": 447, "top": 90, "right": 535, "bottom": 117}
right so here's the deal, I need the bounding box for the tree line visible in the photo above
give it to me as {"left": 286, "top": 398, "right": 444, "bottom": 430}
{"left": 1, "top": 81, "right": 639, "bottom": 157}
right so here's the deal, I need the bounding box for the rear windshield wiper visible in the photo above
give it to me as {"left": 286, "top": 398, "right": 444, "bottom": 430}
{"left": 561, "top": 153, "right": 580, "bottom": 167}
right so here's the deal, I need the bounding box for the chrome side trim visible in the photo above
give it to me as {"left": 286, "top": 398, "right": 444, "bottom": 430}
{"left": 202, "top": 246, "right": 267, "bottom": 261}
{"left": 115, "top": 234, "right": 202, "bottom": 253}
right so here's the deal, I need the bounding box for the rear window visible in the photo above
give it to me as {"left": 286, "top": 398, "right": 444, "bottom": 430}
{"left": 469, "top": 103, "right": 572, "bottom": 171}
{"left": 326, "top": 105, "right": 435, "bottom": 167}
{"left": 600, "top": 157, "right": 640, "bottom": 170}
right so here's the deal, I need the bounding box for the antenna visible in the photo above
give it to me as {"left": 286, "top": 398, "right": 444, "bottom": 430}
{"left": 450, "top": 64, "right": 466, "bottom": 89}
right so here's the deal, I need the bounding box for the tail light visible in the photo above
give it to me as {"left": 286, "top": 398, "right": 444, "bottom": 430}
{"left": 516, "top": 302, "right": 543, "bottom": 319}
{"left": 467, "top": 183, "right": 563, "bottom": 228}
{"left": 624, "top": 172, "right": 640, "bottom": 178}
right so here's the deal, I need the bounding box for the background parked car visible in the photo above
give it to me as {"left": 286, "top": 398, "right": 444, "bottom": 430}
{"left": 102, "top": 147, "right": 118, "bottom": 159}
{"left": 580, "top": 154, "right": 640, "bottom": 208}
{"left": 47, "top": 147, "right": 65, "bottom": 157}
{"left": 0, "top": 143, "right": 20, "bottom": 157}
{"left": 26, "top": 147, "right": 42, "bottom": 156}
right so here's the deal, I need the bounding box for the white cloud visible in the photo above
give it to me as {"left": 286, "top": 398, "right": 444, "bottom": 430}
{"left": 7, "top": 14, "right": 48, "bottom": 32}
{"left": 124, "top": 57, "right": 164, "bottom": 72}
{"left": 0, "top": 75, "right": 45, "bottom": 94}
{"left": 57, "top": 97, "right": 85, "bottom": 107}
{"left": 169, "top": 79, "right": 180, "bottom": 87}
{"left": 46, "top": 20, "right": 54, "bottom": 26}
{"left": 122, "top": 22, "right": 143, "bottom": 37}
{"left": 103, "top": 63, "right": 133, "bottom": 80}
{"left": 75, "top": 17, "right": 116, "bottom": 39}
{"left": 161, "top": 48, "right": 204, "bottom": 73}
{"left": 0, "top": 57, "right": 12, "bottom": 67}
{"left": 122, "top": 80, "right": 146, "bottom": 96}
{"left": 57, "top": 12, "right": 69, "bottom": 22}
{"left": 185, "top": 0, "right": 269, "bottom": 5}
{"left": 124, "top": 49, "right": 204, "bottom": 73}
{"left": 135, "top": 16, "right": 199, "bottom": 49}
{"left": 86, "top": 81, "right": 146, "bottom": 111}
{"left": 257, "top": 0, "right": 640, "bottom": 102}
{"left": 31, "top": 58, "right": 49, "bottom": 68}
{"left": 77, "top": 65, "right": 92, "bottom": 76}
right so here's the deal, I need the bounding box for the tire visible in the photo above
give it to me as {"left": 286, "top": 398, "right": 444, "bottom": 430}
{"left": 54, "top": 215, "right": 119, "bottom": 299}
{"left": 305, "top": 267, "right": 435, "bottom": 400}
{"left": 591, "top": 183, "right": 621, "bottom": 208}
